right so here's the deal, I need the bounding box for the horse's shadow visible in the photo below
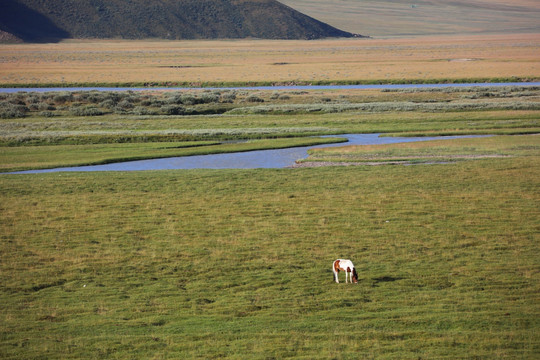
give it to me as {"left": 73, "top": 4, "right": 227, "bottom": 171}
{"left": 371, "top": 275, "right": 404, "bottom": 287}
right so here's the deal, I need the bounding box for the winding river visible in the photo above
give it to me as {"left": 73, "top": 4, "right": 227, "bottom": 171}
{"left": 10, "top": 134, "right": 486, "bottom": 174}
{"left": 3, "top": 82, "right": 523, "bottom": 173}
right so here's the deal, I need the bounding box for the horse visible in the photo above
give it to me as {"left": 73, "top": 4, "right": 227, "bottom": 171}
{"left": 333, "top": 259, "right": 358, "bottom": 283}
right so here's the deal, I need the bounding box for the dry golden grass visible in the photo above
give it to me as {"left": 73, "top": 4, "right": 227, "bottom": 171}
{"left": 0, "top": 34, "right": 538, "bottom": 85}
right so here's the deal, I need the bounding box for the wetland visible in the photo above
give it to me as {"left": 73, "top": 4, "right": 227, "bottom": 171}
{"left": 1, "top": 84, "right": 539, "bottom": 172}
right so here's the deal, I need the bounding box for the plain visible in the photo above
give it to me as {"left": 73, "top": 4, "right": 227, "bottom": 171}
{"left": 1, "top": 34, "right": 538, "bottom": 86}
{"left": 1, "top": 156, "right": 539, "bottom": 359}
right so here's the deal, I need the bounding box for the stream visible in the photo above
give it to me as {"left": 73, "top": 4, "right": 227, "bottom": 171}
{"left": 10, "top": 134, "right": 486, "bottom": 174}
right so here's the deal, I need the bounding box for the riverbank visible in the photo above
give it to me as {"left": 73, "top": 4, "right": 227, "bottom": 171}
{"left": 6, "top": 134, "right": 497, "bottom": 173}
{"left": 295, "top": 134, "right": 538, "bottom": 167}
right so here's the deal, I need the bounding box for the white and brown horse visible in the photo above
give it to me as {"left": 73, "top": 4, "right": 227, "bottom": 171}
{"left": 333, "top": 259, "right": 358, "bottom": 283}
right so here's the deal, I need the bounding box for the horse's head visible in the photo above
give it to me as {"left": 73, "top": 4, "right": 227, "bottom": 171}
{"left": 352, "top": 268, "right": 359, "bottom": 283}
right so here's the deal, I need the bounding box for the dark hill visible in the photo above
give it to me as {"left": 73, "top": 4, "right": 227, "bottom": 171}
{"left": 0, "top": 0, "right": 360, "bottom": 42}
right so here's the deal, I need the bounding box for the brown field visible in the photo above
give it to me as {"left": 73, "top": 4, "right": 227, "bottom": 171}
{"left": 0, "top": 33, "right": 538, "bottom": 85}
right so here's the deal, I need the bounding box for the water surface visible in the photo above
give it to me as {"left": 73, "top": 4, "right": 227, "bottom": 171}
{"left": 10, "top": 134, "right": 485, "bottom": 174}
{"left": 1, "top": 82, "right": 538, "bottom": 93}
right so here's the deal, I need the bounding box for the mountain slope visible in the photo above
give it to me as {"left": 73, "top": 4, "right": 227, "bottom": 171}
{"left": 0, "top": 0, "right": 359, "bottom": 42}
{"left": 0, "top": 0, "right": 70, "bottom": 42}
{"left": 279, "top": 0, "right": 540, "bottom": 36}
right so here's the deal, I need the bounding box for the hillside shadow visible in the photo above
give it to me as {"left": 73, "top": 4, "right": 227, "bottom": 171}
{"left": 0, "top": 0, "right": 69, "bottom": 42}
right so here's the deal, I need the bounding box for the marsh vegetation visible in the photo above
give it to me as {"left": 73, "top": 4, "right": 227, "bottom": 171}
{"left": 0, "top": 85, "right": 539, "bottom": 172}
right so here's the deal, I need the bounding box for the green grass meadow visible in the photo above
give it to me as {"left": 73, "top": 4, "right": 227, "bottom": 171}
{"left": 1, "top": 156, "right": 539, "bottom": 359}
{"left": 1, "top": 86, "right": 539, "bottom": 358}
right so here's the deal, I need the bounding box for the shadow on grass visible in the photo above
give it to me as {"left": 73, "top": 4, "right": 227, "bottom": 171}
{"left": 371, "top": 275, "right": 404, "bottom": 287}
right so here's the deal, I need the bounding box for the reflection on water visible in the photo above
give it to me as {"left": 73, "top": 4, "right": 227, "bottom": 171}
{"left": 9, "top": 134, "right": 486, "bottom": 174}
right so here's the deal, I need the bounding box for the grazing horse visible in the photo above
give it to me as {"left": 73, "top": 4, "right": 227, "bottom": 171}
{"left": 333, "top": 259, "right": 358, "bottom": 283}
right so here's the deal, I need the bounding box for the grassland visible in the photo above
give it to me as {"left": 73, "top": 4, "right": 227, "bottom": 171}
{"left": 1, "top": 35, "right": 540, "bottom": 358}
{"left": 1, "top": 84, "right": 539, "bottom": 359}
{"left": 0, "top": 34, "right": 538, "bottom": 86}
{"left": 1, "top": 154, "right": 539, "bottom": 359}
